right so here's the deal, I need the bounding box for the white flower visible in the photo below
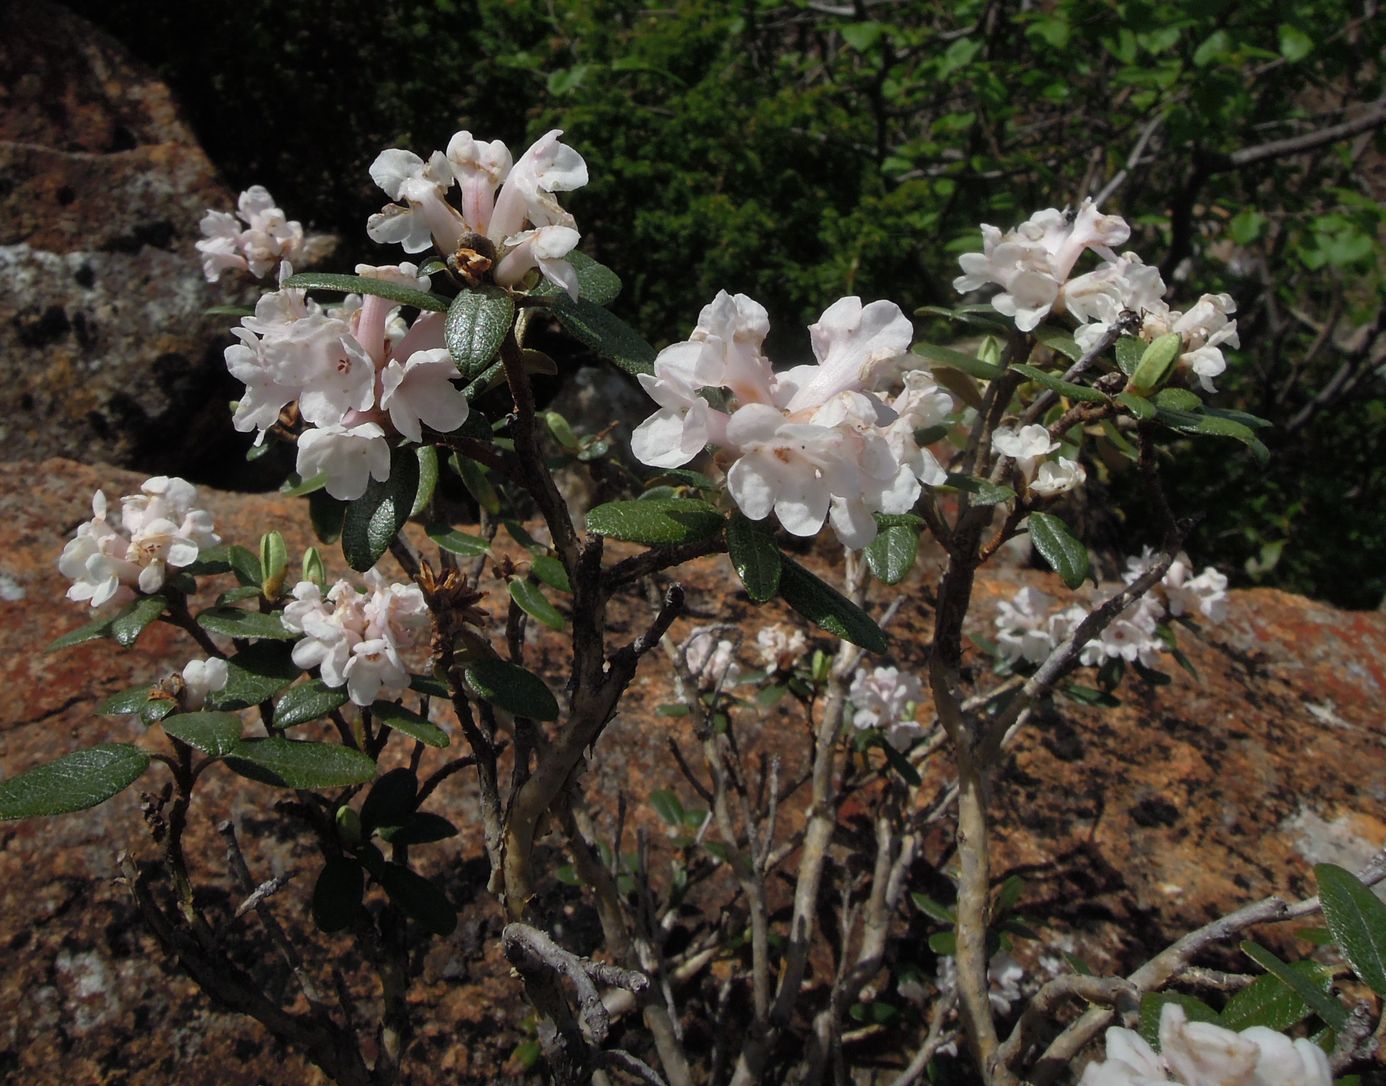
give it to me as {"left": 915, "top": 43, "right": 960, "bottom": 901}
{"left": 995, "top": 586, "right": 1057, "bottom": 666}
{"left": 181, "top": 658, "right": 228, "bottom": 710}
{"left": 379, "top": 347, "right": 470, "bottom": 442}
{"left": 755, "top": 625, "right": 808, "bottom": 672}
{"left": 1078, "top": 595, "right": 1164, "bottom": 668}
{"left": 1173, "top": 294, "right": 1239, "bottom": 393}
{"left": 1029, "top": 457, "right": 1086, "bottom": 497}
{"left": 993, "top": 424, "right": 1059, "bottom": 480}
{"left": 295, "top": 423, "right": 392, "bottom": 501}
{"left": 367, "top": 148, "right": 462, "bottom": 254}
{"left": 1078, "top": 1003, "right": 1330, "bottom": 1086}
{"left": 849, "top": 666, "right": 924, "bottom": 749}
{"left": 682, "top": 629, "right": 741, "bottom": 689}
{"left": 197, "top": 186, "right": 304, "bottom": 281}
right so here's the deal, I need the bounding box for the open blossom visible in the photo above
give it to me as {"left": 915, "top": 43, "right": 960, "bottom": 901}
{"left": 995, "top": 586, "right": 1057, "bottom": 666}
{"left": 59, "top": 477, "right": 219, "bottom": 609}
{"left": 197, "top": 186, "right": 304, "bottom": 282}
{"left": 1126, "top": 549, "right": 1230, "bottom": 624}
{"left": 281, "top": 571, "right": 431, "bottom": 706}
{"left": 367, "top": 129, "right": 587, "bottom": 298}
{"left": 681, "top": 629, "right": 741, "bottom": 689}
{"left": 756, "top": 625, "right": 808, "bottom": 672}
{"left": 181, "top": 658, "right": 229, "bottom": 710}
{"left": 631, "top": 292, "right": 951, "bottom": 549}
{"left": 992, "top": 424, "right": 1059, "bottom": 481}
{"left": 849, "top": 666, "right": 924, "bottom": 750}
{"left": 1078, "top": 1002, "right": 1330, "bottom": 1086}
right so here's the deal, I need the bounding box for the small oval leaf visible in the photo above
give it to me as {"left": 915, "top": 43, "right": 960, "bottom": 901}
{"left": 725, "top": 514, "right": 782, "bottom": 602}
{"left": 210, "top": 642, "right": 302, "bottom": 709}
{"left": 111, "top": 595, "right": 167, "bottom": 646}
{"left": 528, "top": 251, "right": 622, "bottom": 306}
{"left": 274, "top": 680, "right": 350, "bottom": 729}
{"left": 197, "top": 608, "right": 296, "bottom": 641}
{"left": 342, "top": 444, "right": 420, "bottom": 572}
{"left": 380, "top": 863, "right": 457, "bottom": 936}
{"left": 865, "top": 523, "right": 918, "bottom": 585}
{"left": 1027, "top": 512, "right": 1091, "bottom": 589}
{"left": 778, "top": 558, "right": 887, "bottom": 653}
{"left": 508, "top": 579, "right": 565, "bottom": 631}
{"left": 372, "top": 702, "right": 450, "bottom": 748}
{"left": 444, "top": 285, "right": 515, "bottom": 378}
{"left": 161, "top": 712, "right": 243, "bottom": 757}
{"left": 463, "top": 658, "right": 559, "bottom": 721}
{"left": 312, "top": 856, "right": 364, "bottom": 933}
{"left": 224, "top": 738, "right": 377, "bottom": 789}
{"left": 586, "top": 498, "right": 724, "bottom": 546}
{"left": 1315, "top": 862, "right": 1386, "bottom": 998}
{"left": 0, "top": 744, "right": 150, "bottom": 820}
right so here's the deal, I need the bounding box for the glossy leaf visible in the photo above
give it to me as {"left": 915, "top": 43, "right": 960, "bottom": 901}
{"left": 273, "top": 680, "right": 349, "bottom": 729}
{"left": 464, "top": 658, "right": 559, "bottom": 721}
{"left": 282, "top": 271, "right": 449, "bottom": 312}
{"left": 372, "top": 701, "right": 450, "bottom": 748}
{"left": 586, "top": 498, "right": 724, "bottom": 545}
{"left": 224, "top": 738, "right": 377, "bottom": 789}
{"left": 1027, "top": 512, "right": 1091, "bottom": 589}
{"left": 110, "top": 595, "right": 167, "bottom": 646}
{"left": 379, "top": 813, "right": 459, "bottom": 846}
{"left": 312, "top": 856, "right": 364, "bottom": 932}
{"left": 508, "top": 579, "right": 564, "bottom": 631}
{"left": 0, "top": 744, "right": 150, "bottom": 820}
{"left": 161, "top": 712, "right": 243, "bottom": 757}
{"left": 1220, "top": 962, "right": 1327, "bottom": 1032}
{"left": 1011, "top": 363, "right": 1107, "bottom": 403}
{"left": 1116, "top": 391, "right": 1156, "bottom": 420}
{"left": 380, "top": 863, "right": 456, "bottom": 935}
{"left": 411, "top": 446, "right": 439, "bottom": 517}
{"left": 425, "top": 524, "right": 491, "bottom": 557}
{"left": 1033, "top": 325, "right": 1084, "bottom": 362}
{"left": 548, "top": 295, "right": 656, "bottom": 377}
{"left": 197, "top": 607, "right": 295, "bottom": 641}
{"left": 946, "top": 473, "right": 1016, "bottom": 506}
{"left": 1315, "top": 862, "right": 1386, "bottom": 997}
{"left": 912, "top": 341, "right": 1005, "bottom": 379}
{"left": 778, "top": 558, "right": 887, "bottom": 653}
{"left": 211, "top": 642, "right": 301, "bottom": 709}
{"left": 47, "top": 610, "right": 120, "bottom": 652}
{"left": 528, "top": 251, "right": 622, "bottom": 306}
{"left": 725, "top": 514, "right": 782, "bottom": 602}
{"left": 342, "top": 445, "right": 420, "bottom": 572}
{"left": 1156, "top": 407, "right": 1270, "bottom": 463}
{"left": 529, "top": 554, "right": 572, "bottom": 593}
{"left": 1241, "top": 940, "right": 1348, "bottom": 1031}
{"left": 360, "top": 767, "right": 418, "bottom": 833}
{"left": 865, "top": 523, "right": 918, "bottom": 585}
{"left": 444, "top": 285, "right": 514, "bottom": 378}
{"left": 98, "top": 685, "right": 157, "bottom": 716}
{"left": 1114, "top": 336, "right": 1144, "bottom": 376}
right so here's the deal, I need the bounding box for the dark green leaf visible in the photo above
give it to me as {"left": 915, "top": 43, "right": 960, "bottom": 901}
{"left": 778, "top": 558, "right": 887, "bottom": 653}
{"left": 876, "top": 738, "right": 922, "bottom": 785}
{"left": 308, "top": 490, "right": 346, "bottom": 545}
{"left": 1241, "top": 940, "right": 1348, "bottom": 1031}
{"left": 508, "top": 579, "right": 564, "bottom": 631}
{"left": 910, "top": 892, "right": 956, "bottom": 923}
{"left": 1156, "top": 407, "right": 1270, "bottom": 463}
{"left": 312, "top": 856, "right": 363, "bottom": 932}
{"left": 914, "top": 304, "right": 1006, "bottom": 331}
{"left": 725, "top": 513, "right": 782, "bottom": 602}
{"left": 1012, "top": 363, "right": 1108, "bottom": 403}
{"left": 380, "top": 863, "right": 456, "bottom": 935}
{"left": 865, "top": 523, "right": 918, "bottom": 585}
{"left": 548, "top": 295, "right": 656, "bottom": 377}
{"left": 651, "top": 789, "right": 685, "bottom": 827}
{"left": 586, "top": 498, "right": 724, "bottom": 545}
{"left": 1115, "top": 337, "right": 1144, "bottom": 376}
{"left": 282, "top": 272, "right": 449, "bottom": 312}
{"left": 1315, "top": 862, "right": 1386, "bottom": 998}
{"left": 1116, "top": 391, "right": 1156, "bottom": 420}
{"left": 0, "top": 744, "right": 150, "bottom": 820}
{"left": 945, "top": 473, "right": 1017, "bottom": 506}
{"left": 360, "top": 767, "right": 418, "bottom": 833}
{"left": 1154, "top": 388, "right": 1203, "bottom": 412}
{"left": 411, "top": 446, "right": 439, "bottom": 516}
{"left": 161, "top": 712, "right": 242, "bottom": 757}
{"left": 273, "top": 680, "right": 350, "bottom": 729}
{"left": 528, "top": 251, "right": 622, "bottom": 306}
{"left": 98, "top": 685, "right": 155, "bottom": 715}
{"left": 224, "top": 738, "right": 377, "bottom": 789}
{"left": 1027, "top": 512, "right": 1091, "bottom": 589}
{"left": 409, "top": 674, "right": 450, "bottom": 699}
{"left": 911, "top": 341, "right": 1005, "bottom": 379}
{"left": 425, "top": 524, "right": 491, "bottom": 557}
{"left": 444, "top": 285, "right": 514, "bottom": 378}
{"left": 197, "top": 607, "right": 296, "bottom": 641}
{"left": 1033, "top": 326, "right": 1084, "bottom": 363}
{"left": 463, "top": 658, "right": 559, "bottom": 721}
{"left": 223, "top": 544, "right": 262, "bottom": 587}
{"left": 1220, "top": 962, "right": 1328, "bottom": 1032}
{"left": 279, "top": 472, "right": 327, "bottom": 498}
{"left": 372, "top": 701, "right": 450, "bottom": 747}
{"left": 449, "top": 453, "right": 500, "bottom": 515}
{"left": 529, "top": 553, "right": 572, "bottom": 593}
{"left": 1138, "top": 993, "right": 1220, "bottom": 1046}
{"left": 211, "top": 642, "right": 301, "bottom": 709}
{"left": 184, "top": 544, "right": 233, "bottom": 575}
{"left": 928, "top": 930, "right": 957, "bottom": 955}
{"left": 379, "top": 812, "right": 459, "bottom": 846}
{"left": 342, "top": 444, "right": 420, "bottom": 572}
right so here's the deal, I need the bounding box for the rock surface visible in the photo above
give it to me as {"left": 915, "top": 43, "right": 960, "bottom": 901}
{"left": 0, "top": 1, "right": 250, "bottom": 479}
{"left": 3, "top": 458, "right": 1385, "bottom": 1081}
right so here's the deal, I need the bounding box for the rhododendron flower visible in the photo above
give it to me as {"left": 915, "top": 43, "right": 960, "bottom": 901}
{"left": 1126, "top": 550, "right": 1230, "bottom": 624}
{"left": 756, "top": 625, "right": 808, "bottom": 672}
{"left": 992, "top": 424, "right": 1059, "bottom": 480}
{"left": 367, "top": 129, "right": 587, "bottom": 298}
{"left": 181, "top": 658, "right": 229, "bottom": 710}
{"left": 295, "top": 423, "right": 392, "bottom": 502}
{"left": 1077, "top": 1002, "right": 1330, "bottom": 1086}
{"left": 59, "top": 478, "right": 219, "bottom": 609}
{"left": 197, "top": 186, "right": 305, "bottom": 282}
{"left": 848, "top": 666, "right": 924, "bottom": 750}
{"left": 681, "top": 629, "right": 741, "bottom": 689}
{"left": 631, "top": 291, "right": 952, "bottom": 548}
{"left": 1029, "top": 457, "right": 1086, "bottom": 498}
{"left": 995, "top": 586, "right": 1057, "bottom": 666}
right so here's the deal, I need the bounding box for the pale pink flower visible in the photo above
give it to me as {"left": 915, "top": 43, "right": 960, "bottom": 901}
{"left": 755, "top": 625, "right": 808, "bottom": 672}
{"left": 295, "top": 423, "right": 392, "bottom": 501}
{"left": 197, "top": 186, "right": 305, "bottom": 281}
{"left": 682, "top": 629, "right": 741, "bottom": 689}
{"left": 849, "top": 665, "right": 924, "bottom": 749}
{"left": 181, "top": 658, "right": 229, "bottom": 710}
{"left": 992, "top": 424, "right": 1059, "bottom": 480}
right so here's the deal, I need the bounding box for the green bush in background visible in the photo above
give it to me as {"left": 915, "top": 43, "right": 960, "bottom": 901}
{"left": 70, "top": 0, "right": 1386, "bottom": 607}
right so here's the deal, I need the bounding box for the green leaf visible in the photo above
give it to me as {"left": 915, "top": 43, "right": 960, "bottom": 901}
{"left": 1278, "top": 24, "right": 1313, "bottom": 63}
{"left": 1315, "top": 862, "right": 1386, "bottom": 998}
{"left": 778, "top": 558, "right": 887, "bottom": 653}
{"left": 1138, "top": 993, "right": 1219, "bottom": 1046}
{"left": 1220, "top": 962, "right": 1327, "bottom": 1032}
{"left": 411, "top": 446, "right": 439, "bottom": 517}
{"left": 1027, "top": 512, "right": 1091, "bottom": 589}
{"left": 260, "top": 530, "right": 289, "bottom": 599}
{"left": 1116, "top": 391, "right": 1156, "bottom": 420}
{"left": 47, "top": 609, "right": 119, "bottom": 652}
{"left": 224, "top": 738, "right": 377, "bottom": 789}
{"left": 1129, "top": 332, "right": 1182, "bottom": 393}
{"left": 372, "top": 701, "right": 450, "bottom": 748}
{"left": 425, "top": 524, "right": 490, "bottom": 557}
{"left": 410, "top": 673, "right": 450, "bottom": 699}
{"left": 106, "top": 595, "right": 166, "bottom": 646}
{"left": 928, "top": 930, "right": 957, "bottom": 955}
{"left": 273, "top": 680, "right": 349, "bottom": 729}
{"left": 279, "top": 472, "right": 327, "bottom": 498}
{"left": 914, "top": 304, "right": 1006, "bottom": 331}
{"left": 725, "top": 514, "right": 782, "bottom": 602}
{"left": 0, "top": 744, "right": 150, "bottom": 820}
{"left": 183, "top": 543, "right": 234, "bottom": 575}
{"left": 865, "top": 523, "right": 918, "bottom": 585}
{"left": 1011, "top": 363, "right": 1108, "bottom": 403}
{"left": 1115, "top": 337, "right": 1144, "bottom": 376}
{"left": 211, "top": 642, "right": 301, "bottom": 709}
{"left": 379, "top": 812, "right": 459, "bottom": 846}
{"left": 508, "top": 579, "right": 564, "bottom": 631}
{"left": 946, "top": 473, "right": 1017, "bottom": 506}
{"left": 380, "top": 863, "right": 456, "bottom": 935}
{"left": 342, "top": 444, "right": 420, "bottom": 572}
{"left": 1241, "top": 940, "right": 1348, "bottom": 1031}
{"left": 282, "top": 272, "right": 449, "bottom": 312}
{"left": 651, "top": 789, "right": 686, "bottom": 827}
{"left": 360, "top": 767, "right": 417, "bottom": 833}
{"left": 444, "top": 285, "right": 514, "bottom": 378}
{"left": 449, "top": 453, "right": 500, "bottom": 515}
{"left": 1033, "top": 326, "right": 1084, "bottom": 363}
{"left": 463, "top": 658, "right": 559, "bottom": 721}
{"left": 312, "top": 856, "right": 363, "bottom": 933}
{"left": 586, "top": 498, "right": 724, "bottom": 546}
{"left": 308, "top": 490, "right": 346, "bottom": 545}
{"left": 1154, "top": 388, "right": 1203, "bottom": 412}
{"left": 98, "top": 685, "right": 157, "bottom": 715}
{"left": 548, "top": 295, "right": 656, "bottom": 377}
{"left": 529, "top": 554, "right": 572, "bottom": 593}
{"left": 543, "top": 410, "right": 580, "bottom": 451}
{"left": 528, "top": 251, "right": 622, "bottom": 306}
{"left": 161, "top": 712, "right": 242, "bottom": 757}
{"left": 911, "top": 341, "right": 1005, "bottom": 380}
{"left": 197, "top": 607, "right": 296, "bottom": 641}
{"left": 1155, "top": 407, "right": 1270, "bottom": 463}
{"left": 910, "top": 892, "right": 956, "bottom": 923}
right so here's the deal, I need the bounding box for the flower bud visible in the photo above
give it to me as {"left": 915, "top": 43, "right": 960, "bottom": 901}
{"left": 335, "top": 805, "right": 363, "bottom": 847}
{"left": 260, "top": 531, "right": 289, "bottom": 602}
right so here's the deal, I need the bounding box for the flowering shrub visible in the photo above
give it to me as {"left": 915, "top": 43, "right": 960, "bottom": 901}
{"left": 12, "top": 127, "right": 1386, "bottom": 1086}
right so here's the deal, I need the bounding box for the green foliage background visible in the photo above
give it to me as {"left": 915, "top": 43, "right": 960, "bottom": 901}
{"left": 70, "top": 0, "right": 1386, "bottom": 607}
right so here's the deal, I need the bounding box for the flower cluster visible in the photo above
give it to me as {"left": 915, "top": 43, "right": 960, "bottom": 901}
{"left": 59, "top": 477, "right": 220, "bottom": 610}
{"left": 224, "top": 263, "right": 469, "bottom": 499}
{"left": 681, "top": 628, "right": 741, "bottom": 690}
{"left": 848, "top": 665, "right": 925, "bottom": 750}
{"left": 367, "top": 129, "right": 588, "bottom": 298}
{"left": 955, "top": 200, "right": 1240, "bottom": 392}
{"left": 197, "top": 186, "right": 305, "bottom": 282}
{"left": 1079, "top": 1002, "right": 1330, "bottom": 1086}
{"left": 281, "top": 571, "right": 432, "bottom": 707}
{"left": 631, "top": 292, "right": 952, "bottom": 548}
{"left": 994, "top": 551, "right": 1228, "bottom": 669}
{"left": 755, "top": 624, "right": 808, "bottom": 673}
{"left": 991, "top": 423, "right": 1085, "bottom": 498}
